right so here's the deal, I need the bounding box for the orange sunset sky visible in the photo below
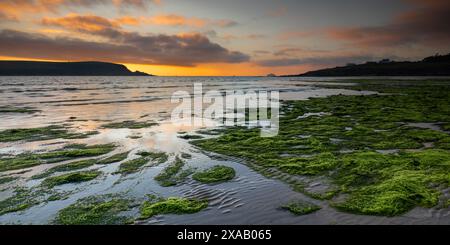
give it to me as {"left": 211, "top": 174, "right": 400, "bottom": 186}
{"left": 0, "top": 0, "right": 449, "bottom": 76}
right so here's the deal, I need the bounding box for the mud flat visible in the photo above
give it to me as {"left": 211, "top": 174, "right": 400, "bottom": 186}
{"left": 193, "top": 80, "right": 450, "bottom": 217}
{"left": 1, "top": 77, "right": 449, "bottom": 224}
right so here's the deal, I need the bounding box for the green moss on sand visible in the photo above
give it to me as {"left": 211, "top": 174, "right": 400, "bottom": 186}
{"left": 115, "top": 152, "right": 167, "bottom": 175}
{"left": 0, "top": 188, "right": 40, "bottom": 215}
{"left": 192, "top": 80, "right": 450, "bottom": 216}
{"left": 54, "top": 195, "right": 133, "bottom": 225}
{"left": 101, "top": 120, "right": 158, "bottom": 129}
{"left": 193, "top": 165, "right": 235, "bottom": 184}
{"left": 0, "top": 176, "right": 18, "bottom": 184}
{"left": 136, "top": 151, "right": 169, "bottom": 164}
{"left": 178, "top": 134, "right": 204, "bottom": 140}
{"left": 32, "top": 159, "right": 97, "bottom": 179}
{"left": 0, "top": 186, "right": 76, "bottom": 216}
{"left": 282, "top": 201, "right": 321, "bottom": 215}
{"left": 97, "top": 152, "right": 130, "bottom": 165}
{"left": 42, "top": 170, "right": 101, "bottom": 187}
{"left": 332, "top": 171, "right": 441, "bottom": 216}
{"left": 442, "top": 123, "right": 450, "bottom": 131}
{"left": 139, "top": 197, "right": 208, "bottom": 219}
{"left": 154, "top": 157, "right": 186, "bottom": 187}
{"left": 115, "top": 157, "right": 149, "bottom": 175}
{"left": 181, "top": 153, "right": 192, "bottom": 159}
{"left": 0, "top": 106, "right": 39, "bottom": 114}
{"left": 0, "top": 126, "right": 98, "bottom": 142}
{"left": 0, "top": 144, "right": 115, "bottom": 172}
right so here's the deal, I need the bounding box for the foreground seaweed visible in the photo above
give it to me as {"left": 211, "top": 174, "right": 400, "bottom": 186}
{"left": 139, "top": 196, "right": 208, "bottom": 219}
{"left": 115, "top": 151, "right": 168, "bottom": 175}
{"left": 0, "top": 106, "right": 39, "bottom": 114}
{"left": 0, "top": 126, "right": 98, "bottom": 142}
{"left": 0, "top": 187, "right": 71, "bottom": 215}
{"left": 42, "top": 170, "right": 101, "bottom": 187}
{"left": 101, "top": 120, "right": 158, "bottom": 129}
{"left": 193, "top": 165, "right": 235, "bottom": 184}
{"left": 97, "top": 152, "right": 130, "bottom": 165}
{"left": 192, "top": 80, "right": 450, "bottom": 216}
{"left": 0, "top": 176, "right": 18, "bottom": 184}
{"left": 0, "top": 144, "right": 115, "bottom": 172}
{"left": 0, "top": 188, "right": 38, "bottom": 215}
{"left": 54, "top": 195, "right": 133, "bottom": 225}
{"left": 282, "top": 201, "right": 321, "bottom": 215}
{"left": 178, "top": 134, "right": 204, "bottom": 140}
{"left": 136, "top": 151, "right": 169, "bottom": 164}
{"left": 154, "top": 157, "right": 186, "bottom": 187}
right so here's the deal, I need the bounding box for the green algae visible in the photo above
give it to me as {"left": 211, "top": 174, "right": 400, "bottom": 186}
{"left": 31, "top": 159, "right": 97, "bottom": 179}
{"left": 281, "top": 201, "right": 321, "bottom": 215}
{"left": 192, "top": 80, "right": 450, "bottom": 216}
{"left": 0, "top": 187, "right": 69, "bottom": 215}
{"left": 97, "top": 152, "right": 130, "bottom": 165}
{"left": 115, "top": 152, "right": 167, "bottom": 175}
{"left": 136, "top": 151, "right": 169, "bottom": 164}
{"left": 51, "top": 159, "right": 97, "bottom": 171}
{"left": 42, "top": 170, "right": 101, "bottom": 187}
{"left": 443, "top": 123, "right": 450, "bottom": 131}
{"left": 101, "top": 120, "right": 158, "bottom": 129}
{"left": 139, "top": 197, "right": 208, "bottom": 219}
{"left": 54, "top": 195, "right": 133, "bottom": 225}
{"left": 181, "top": 152, "right": 192, "bottom": 159}
{"left": 0, "top": 106, "right": 39, "bottom": 114}
{"left": 0, "top": 126, "right": 98, "bottom": 142}
{"left": 0, "top": 188, "right": 41, "bottom": 215}
{"left": 197, "top": 129, "right": 226, "bottom": 135}
{"left": 0, "top": 176, "right": 17, "bottom": 184}
{"left": 32, "top": 151, "right": 130, "bottom": 179}
{"left": 0, "top": 144, "right": 115, "bottom": 172}
{"left": 178, "top": 134, "right": 204, "bottom": 140}
{"left": 333, "top": 171, "right": 441, "bottom": 216}
{"left": 115, "top": 157, "right": 149, "bottom": 175}
{"left": 192, "top": 165, "right": 235, "bottom": 184}
{"left": 154, "top": 157, "right": 186, "bottom": 187}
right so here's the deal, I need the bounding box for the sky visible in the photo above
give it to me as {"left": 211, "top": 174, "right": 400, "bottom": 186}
{"left": 0, "top": 0, "right": 449, "bottom": 76}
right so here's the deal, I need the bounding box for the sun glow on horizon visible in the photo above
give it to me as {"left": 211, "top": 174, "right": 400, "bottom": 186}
{"left": 0, "top": 55, "right": 314, "bottom": 76}
{"left": 124, "top": 63, "right": 311, "bottom": 76}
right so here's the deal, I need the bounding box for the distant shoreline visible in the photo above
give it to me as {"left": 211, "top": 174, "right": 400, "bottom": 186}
{"left": 0, "top": 61, "right": 152, "bottom": 76}
{"left": 282, "top": 53, "right": 450, "bottom": 77}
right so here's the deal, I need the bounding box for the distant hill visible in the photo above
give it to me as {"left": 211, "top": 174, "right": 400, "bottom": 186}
{"left": 0, "top": 61, "right": 152, "bottom": 76}
{"left": 284, "top": 54, "right": 450, "bottom": 77}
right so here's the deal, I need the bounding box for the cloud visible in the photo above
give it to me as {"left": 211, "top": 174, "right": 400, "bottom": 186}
{"left": 0, "top": 0, "right": 159, "bottom": 21}
{"left": 36, "top": 14, "right": 249, "bottom": 66}
{"left": 116, "top": 14, "right": 237, "bottom": 28}
{"left": 0, "top": 29, "right": 249, "bottom": 66}
{"left": 255, "top": 58, "right": 304, "bottom": 67}
{"left": 146, "top": 14, "right": 207, "bottom": 28}
{"left": 266, "top": 6, "right": 287, "bottom": 18}
{"left": 0, "top": 10, "right": 17, "bottom": 21}
{"left": 115, "top": 16, "right": 141, "bottom": 26}
{"left": 278, "top": 31, "right": 317, "bottom": 40}
{"left": 253, "top": 50, "right": 270, "bottom": 55}
{"left": 247, "top": 34, "right": 266, "bottom": 40}
{"left": 113, "top": 0, "right": 160, "bottom": 8}
{"left": 272, "top": 47, "right": 329, "bottom": 58}
{"left": 41, "top": 14, "right": 122, "bottom": 37}
{"left": 326, "top": 0, "right": 450, "bottom": 47}
{"left": 255, "top": 55, "right": 373, "bottom": 67}
{"left": 213, "top": 19, "right": 238, "bottom": 28}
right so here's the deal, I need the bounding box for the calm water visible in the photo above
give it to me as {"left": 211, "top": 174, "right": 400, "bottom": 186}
{"left": 0, "top": 76, "right": 448, "bottom": 224}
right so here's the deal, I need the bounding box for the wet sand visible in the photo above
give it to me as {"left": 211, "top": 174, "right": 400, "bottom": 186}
{"left": 1, "top": 76, "right": 448, "bottom": 224}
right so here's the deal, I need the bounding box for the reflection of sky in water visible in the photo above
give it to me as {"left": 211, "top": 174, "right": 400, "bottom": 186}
{"left": 3, "top": 77, "right": 442, "bottom": 225}
{"left": 0, "top": 76, "right": 370, "bottom": 130}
